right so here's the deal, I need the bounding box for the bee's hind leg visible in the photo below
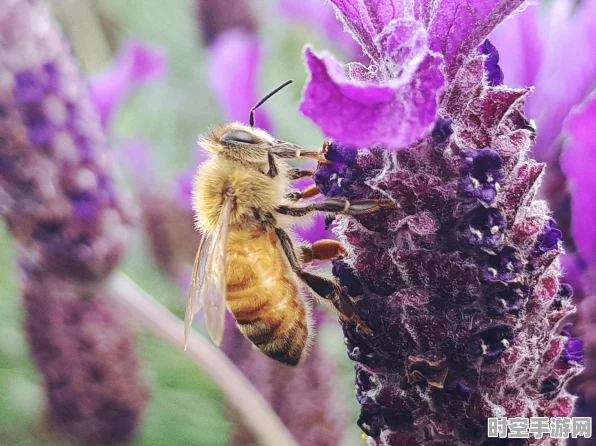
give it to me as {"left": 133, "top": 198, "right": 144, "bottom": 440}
{"left": 273, "top": 226, "right": 372, "bottom": 336}
{"left": 299, "top": 239, "right": 346, "bottom": 264}
{"left": 284, "top": 183, "right": 321, "bottom": 202}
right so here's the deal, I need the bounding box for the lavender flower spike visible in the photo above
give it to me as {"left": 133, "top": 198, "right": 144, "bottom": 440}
{"left": 0, "top": 0, "right": 146, "bottom": 442}
{"left": 304, "top": 1, "right": 582, "bottom": 444}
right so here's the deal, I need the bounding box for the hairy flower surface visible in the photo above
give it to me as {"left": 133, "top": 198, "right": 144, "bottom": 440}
{"left": 0, "top": 0, "right": 147, "bottom": 441}
{"left": 302, "top": 1, "right": 583, "bottom": 444}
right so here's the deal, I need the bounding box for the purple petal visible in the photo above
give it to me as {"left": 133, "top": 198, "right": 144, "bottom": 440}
{"left": 90, "top": 38, "right": 167, "bottom": 128}
{"left": 207, "top": 30, "right": 272, "bottom": 132}
{"left": 419, "top": 0, "right": 527, "bottom": 79}
{"left": 561, "top": 94, "right": 596, "bottom": 264}
{"left": 300, "top": 47, "right": 444, "bottom": 150}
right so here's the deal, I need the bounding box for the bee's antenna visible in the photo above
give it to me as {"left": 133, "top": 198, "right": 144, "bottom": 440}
{"left": 250, "top": 79, "right": 294, "bottom": 128}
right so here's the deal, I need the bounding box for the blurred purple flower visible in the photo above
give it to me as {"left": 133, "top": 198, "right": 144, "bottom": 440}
{"left": 300, "top": 0, "right": 527, "bottom": 150}
{"left": 90, "top": 38, "right": 167, "bottom": 128}
{"left": 279, "top": 0, "right": 363, "bottom": 59}
{"left": 0, "top": 0, "right": 147, "bottom": 441}
{"left": 303, "top": 0, "right": 582, "bottom": 443}
{"left": 120, "top": 141, "right": 200, "bottom": 279}
{"left": 208, "top": 30, "right": 273, "bottom": 132}
{"left": 196, "top": 0, "right": 257, "bottom": 46}
{"left": 560, "top": 94, "right": 596, "bottom": 422}
{"left": 24, "top": 274, "right": 148, "bottom": 442}
{"left": 561, "top": 95, "right": 596, "bottom": 265}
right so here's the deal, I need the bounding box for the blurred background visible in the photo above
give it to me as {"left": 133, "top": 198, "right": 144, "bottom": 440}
{"left": 1, "top": 0, "right": 596, "bottom": 445}
{"left": 0, "top": 0, "right": 362, "bottom": 445}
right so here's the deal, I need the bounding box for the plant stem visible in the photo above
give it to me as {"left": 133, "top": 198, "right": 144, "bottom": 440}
{"left": 107, "top": 273, "right": 298, "bottom": 446}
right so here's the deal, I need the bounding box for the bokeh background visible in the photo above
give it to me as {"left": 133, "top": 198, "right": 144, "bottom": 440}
{"left": 0, "top": 0, "right": 362, "bottom": 445}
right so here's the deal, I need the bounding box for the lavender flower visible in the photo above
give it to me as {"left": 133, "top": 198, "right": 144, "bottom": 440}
{"left": 279, "top": 0, "right": 363, "bottom": 60}
{"left": 559, "top": 95, "right": 596, "bottom": 422}
{"left": 0, "top": 0, "right": 147, "bottom": 441}
{"left": 207, "top": 30, "right": 273, "bottom": 132}
{"left": 223, "top": 313, "right": 350, "bottom": 446}
{"left": 301, "top": 1, "right": 582, "bottom": 443}
{"left": 195, "top": 0, "right": 257, "bottom": 47}
{"left": 561, "top": 95, "right": 596, "bottom": 268}
{"left": 90, "top": 38, "right": 167, "bottom": 128}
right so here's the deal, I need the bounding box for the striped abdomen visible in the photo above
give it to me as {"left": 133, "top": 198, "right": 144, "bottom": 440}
{"left": 226, "top": 230, "right": 311, "bottom": 365}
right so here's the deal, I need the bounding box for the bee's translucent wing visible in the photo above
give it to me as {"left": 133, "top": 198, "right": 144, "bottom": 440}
{"left": 203, "top": 196, "right": 232, "bottom": 346}
{"left": 183, "top": 196, "right": 233, "bottom": 349}
{"left": 184, "top": 232, "right": 208, "bottom": 349}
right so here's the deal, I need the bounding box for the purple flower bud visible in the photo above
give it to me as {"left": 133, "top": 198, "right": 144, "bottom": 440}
{"left": 459, "top": 149, "right": 505, "bottom": 204}
{"left": 533, "top": 219, "right": 563, "bottom": 254}
{"left": 478, "top": 40, "right": 504, "bottom": 86}
{"left": 485, "top": 285, "right": 530, "bottom": 317}
{"left": 444, "top": 380, "right": 472, "bottom": 403}
{"left": 480, "top": 246, "right": 524, "bottom": 282}
{"left": 314, "top": 142, "right": 363, "bottom": 198}
{"left": 462, "top": 207, "right": 506, "bottom": 249}
{"left": 431, "top": 118, "right": 454, "bottom": 143}
{"left": 559, "top": 324, "right": 584, "bottom": 364}
{"left": 0, "top": 1, "right": 147, "bottom": 441}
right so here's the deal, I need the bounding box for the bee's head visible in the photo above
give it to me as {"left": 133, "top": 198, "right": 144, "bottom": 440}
{"left": 197, "top": 80, "right": 301, "bottom": 167}
{"left": 199, "top": 122, "right": 281, "bottom": 165}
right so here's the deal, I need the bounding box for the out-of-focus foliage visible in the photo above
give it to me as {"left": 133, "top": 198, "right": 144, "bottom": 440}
{"left": 0, "top": 0, "right": 362, "bottom": 444}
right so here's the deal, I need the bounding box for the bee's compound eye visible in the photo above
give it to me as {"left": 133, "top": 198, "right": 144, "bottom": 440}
{"left": 221, "top": 130, "right": 258, "bottom": 145}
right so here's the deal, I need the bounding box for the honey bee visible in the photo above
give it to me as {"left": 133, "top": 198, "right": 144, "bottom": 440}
{"left": 184, "top": 80, "right": 394, "bottom": 365}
